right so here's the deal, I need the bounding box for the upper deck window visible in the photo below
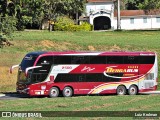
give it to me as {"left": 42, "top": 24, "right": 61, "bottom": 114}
{"left": 107, "top": 56, "right": 124, "bottom": 64}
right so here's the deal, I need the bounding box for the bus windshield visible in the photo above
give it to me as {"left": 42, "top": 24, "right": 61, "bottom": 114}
{"left": 17, "top": 54, "right": 38, "bottom": 83}
{"left": 20, "top": 54, "right": 38, "bottom": 71}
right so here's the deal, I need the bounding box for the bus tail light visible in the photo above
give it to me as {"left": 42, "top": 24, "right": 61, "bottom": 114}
{"left": 50, "top": 76, "right": 54, "bottom": 81}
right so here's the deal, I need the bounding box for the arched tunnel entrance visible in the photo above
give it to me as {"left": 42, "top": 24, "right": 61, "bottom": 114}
{"left": 93, "top": 16, "right": 111, "bottom": 30}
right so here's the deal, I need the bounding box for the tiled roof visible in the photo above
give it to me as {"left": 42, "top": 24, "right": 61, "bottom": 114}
{"left": 114, "top": 10, "right": 160, "bottom": 17}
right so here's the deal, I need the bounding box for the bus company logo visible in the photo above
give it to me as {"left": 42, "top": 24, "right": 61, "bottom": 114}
{"left": 105, "top": 66, "right": 138, "bottom": 73}
{"left": 62, "top": 66, "right": 72, "bottom": 69}
{"left": 81, "top": 66, "right": 95, "bottom": 72}
{"left": 24, "top": 56, "right": 32, "bottom": 60}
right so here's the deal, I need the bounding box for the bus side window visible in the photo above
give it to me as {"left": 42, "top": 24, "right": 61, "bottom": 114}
{"left": 54, "top": 56, "right": 71, "bottom": 64}
{"left": 90, "top": 56, "right": 106, "bottom": 64}
{"left": 71, "top": 56, "right": 90, "bottom": 64}
{"left": 36, "top": 56, "right": 53, "bottom": 72}
{"left": 139, "top": 56, "right": 155, "bottom": 64}
{"left": 107, "top": 56, "right": 124, "bottom": 64}
{"left": 124, "top": 56, "right": 139, "bottom": 64}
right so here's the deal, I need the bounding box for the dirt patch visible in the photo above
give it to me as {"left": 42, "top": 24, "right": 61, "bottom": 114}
{"left": 88, "top": 45, "right": 96, "bottom": 51}
{"left": 57, "top": 104, "right": 68, "bottom": 108}
{"left": 38, "top": 40, "right": 82, "bottom": 51}
{"left": 27, "top": 47, "right": 35, "bottom": 51}
{"left": 109, "top": 44, "right": 122, "bottom": 51}
{"left": 40, "top": 40, "right": 57, "bottom": 48}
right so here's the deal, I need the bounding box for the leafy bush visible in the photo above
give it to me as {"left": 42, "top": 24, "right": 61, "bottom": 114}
{"left": 80, "top": 22, "right": 93, "bottom": 31}
{"left": 0, "top": 16, "right": 17, "bottom": 48}
{"left": 22, "top": 15, "right": 32, "bottom": 26}
{"left": 54, "top": 16, "right": 93, "bottom": 31}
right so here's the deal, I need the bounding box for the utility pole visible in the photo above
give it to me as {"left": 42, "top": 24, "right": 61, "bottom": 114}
{"left": 117, "top": 0, "right": 121, "bottom": 30}
{"left": 76, "top": 11, "right": 79, "bottom": 25}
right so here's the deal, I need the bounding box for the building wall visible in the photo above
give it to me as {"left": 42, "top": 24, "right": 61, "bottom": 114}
{"left": 86, "top": 2, "right": 160, "bottom": 30}
{"left": 90, "top": 13, "right": 112, "bottom": 25}
{"left": 121, "top": 17, "right": 153, "bottom": 30}
{"left": 86, "top": 2, "right": 114, "bottom": 16}
{"left": 113, "top": 16, "right": 160, "bottom": 30}
{"left": 152, "top": 16, "right": 160, "bottom": 29}
{"left": 86, "top": 2, "right": 114, "bottom": 29}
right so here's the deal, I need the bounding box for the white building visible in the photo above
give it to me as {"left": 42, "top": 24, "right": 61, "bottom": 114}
{"left": 81, "top": 0, "right": 160, "bottom": 30}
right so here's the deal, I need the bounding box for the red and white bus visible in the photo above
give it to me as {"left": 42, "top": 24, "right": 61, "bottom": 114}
{"left": 10, "top": 51, "right": 158, "bottom": 97}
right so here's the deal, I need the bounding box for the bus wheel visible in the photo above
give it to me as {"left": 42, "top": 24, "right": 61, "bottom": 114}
{"left": 49, "top": 87, "right": 59, "bottom": 98}
{"left": 117, "top": 85, "right": 126, "bottom": 95}
{"left": 128, "top": 85, "right": 138, "bottom": 95}
{"left": 63, "top": 87, "right": 73, "bottom": 97}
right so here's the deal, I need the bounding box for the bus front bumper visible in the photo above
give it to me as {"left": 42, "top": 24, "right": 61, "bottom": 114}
{"left": 17, "top": 88, "right": 29, "bottom": 94}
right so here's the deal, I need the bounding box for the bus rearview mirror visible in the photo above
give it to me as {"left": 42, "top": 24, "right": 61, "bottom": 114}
{"left": 25, "top": 66, "right": 42, "bottom": 76}
{"left": 10, "top": 65, "right": 19, "bottom": 74}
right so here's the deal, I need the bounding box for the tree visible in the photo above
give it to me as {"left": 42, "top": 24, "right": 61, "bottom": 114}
{"left": 67, "top": 0, "right": 86, "bottom": 24}
{"left": 44, "top": 0, "right": 85, "bottom": 21}
{"left": 12, "top": 0, "right": 45, "bottom": 30}
{"left": 25, "top": 0, "right": 45, "bottom": 29}
{"left": 122, "top": 0, "right": 142, "bottom": 10}
{"left": 122, "top": 0, "right": 160, "bottom": 10}
{"left": 0, "top": 16, "right": 17, "bottom": 48}
{"left": 0, "top": 0, "right": 86, "bottom": 31}
{"left": 44, "top": 0, "right": 63, "bottom": 20}
{"left": 0, "top": 0, "right": 17, "bottom": 47}
{"left": 138, "top": 0, "right": 160, "bottom": 10}
{"left": 0, "top": 0, "right": 7, "bottom": 16}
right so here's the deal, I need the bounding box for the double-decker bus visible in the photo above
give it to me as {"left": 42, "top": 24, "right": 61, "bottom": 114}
{"left": 10, "top": 51, "right": 158, "bottom": 97}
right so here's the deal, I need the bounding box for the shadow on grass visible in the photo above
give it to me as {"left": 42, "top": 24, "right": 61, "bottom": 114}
{"left": 0, "top": 92, "right": 149, "bottom": 100}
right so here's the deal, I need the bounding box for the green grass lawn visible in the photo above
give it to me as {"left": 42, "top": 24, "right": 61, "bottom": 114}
{"left": 0, "top": 30, "right": 160, "bottom": 119}
{"left": 0, "top": 95, "right": 160, "bottom": 119}
{"left": 1, "top": 95, "right": 160, "bottom": 111}
{"left": 11, "top": 31, "right": 159, "bottom": 49}
{"left": 1, "top": 30, "right": 160, "bottom": 52}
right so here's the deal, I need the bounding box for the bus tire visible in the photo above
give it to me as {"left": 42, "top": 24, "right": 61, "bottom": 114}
{"left": 63, "top": 87, "right": 73, "bottom": 97}
{"left": 49, "top": 87, "right": 59, "bottom": 98}
{"left": 117, "top": 85, "right": 126, "bottom": 95}
{"left": 128, "top": 85, "right": 138, "bottom": 95}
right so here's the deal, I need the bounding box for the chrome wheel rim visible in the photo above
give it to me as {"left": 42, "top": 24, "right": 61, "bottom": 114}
{"left": 130, "top": 87, "right": 136, "bottom": 95}
{"left": 64, "top": 89, "right": 71, "bottom": 96}
{"left": 51, "top": 89, "right": 58, "bottom": 96}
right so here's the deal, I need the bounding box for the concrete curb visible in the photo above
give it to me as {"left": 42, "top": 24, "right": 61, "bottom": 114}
{"left": 140, "top": 91, "right": 160, "bottom": 94}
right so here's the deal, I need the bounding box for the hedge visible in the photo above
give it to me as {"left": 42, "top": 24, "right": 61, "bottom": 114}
{"left": 54, "top": 16, "right": 93, "bottom": 31}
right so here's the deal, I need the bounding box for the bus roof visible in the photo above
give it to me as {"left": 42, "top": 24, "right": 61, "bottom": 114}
{"left": 30, "top": 51, "right": 156, "bottom": 56}
{"left": 27, "top": 51, "right": 47, "bottom": 56}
